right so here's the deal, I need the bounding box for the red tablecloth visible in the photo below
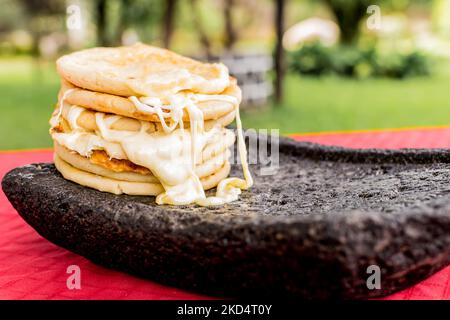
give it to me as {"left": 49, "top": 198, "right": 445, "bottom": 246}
{"left": 1, "top": 126, "right": 450, "bottom": 300}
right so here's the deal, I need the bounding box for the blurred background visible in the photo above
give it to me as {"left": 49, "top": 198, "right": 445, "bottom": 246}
{"left": 1, "top": 0, "right": 450, "bottom": 150}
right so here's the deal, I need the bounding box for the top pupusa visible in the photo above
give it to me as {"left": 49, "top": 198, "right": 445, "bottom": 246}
{"left": 56, "top": 43, "right": 230, "bottom": 99}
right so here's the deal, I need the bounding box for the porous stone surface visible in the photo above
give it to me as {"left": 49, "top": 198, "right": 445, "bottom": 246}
{"left": 2, "top": 137, "right": 450, "bottom": 299}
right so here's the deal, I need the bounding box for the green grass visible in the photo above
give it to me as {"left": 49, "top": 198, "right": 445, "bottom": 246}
{"left": 241, "top": 74, "right": 450, "bottom": 134}
{"left": 2, "top": 58, "right": 450, "bottom": 150}
{"left": 0, "top": 58, "right": 59, "bottom": 150}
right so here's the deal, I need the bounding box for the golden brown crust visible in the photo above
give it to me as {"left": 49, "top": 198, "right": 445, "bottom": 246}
{"left": 54, "top": 154, "right": 164, "bottom": 196}
{"left": 56, "top": 43, "right": 232, "bottom": 97}
{"left": 54, "top": 154, "right": 231, "bottom": 195}
{"left": 52, "top": 100, "right": 236, "bottom": 134}
{"left": 89, "top": 150, "right": 151, "bottom": 175}
{"left": 59, "top": 78, "right": 240, "bottom": 123}
{"left": 54, "top": 142, "right": 159, "bottom": 183}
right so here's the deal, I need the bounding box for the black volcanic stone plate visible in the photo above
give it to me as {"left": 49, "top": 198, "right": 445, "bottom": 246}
{"left": 2, "top": 136, "right": 450, "bottom": 299}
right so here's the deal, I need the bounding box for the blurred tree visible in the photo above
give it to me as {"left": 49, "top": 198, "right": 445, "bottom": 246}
{"left": 93, "top": 0, "right": 163, "bottom": 46}
{"left": 115, "top": 0, "right": 131, "bottom": 44}
{"left": 122, "top": 0, "right": 163, "bottom": 44}
{"left": 322, "top": 0, "right": 372, "bottom": 45}
{"left": 18, "top": 0, "right": 65, "bottom": 56}
{"left": 190, "top": 0, "right": 213, "bottom": 58}
{"left": 162, "top": 0, "right": 177, "bottom": 48}
{"left": 95, "top": 0, "right": 109, "bottom": 46}
{"left": 274, "top": 0, "right": 285, "bottom": 103}
{"left": 320, "top": 0, "right": 433, "bottom": 45}
{"left": 223, "top": 0, "right": 237, "bottom": 50}
{"left": 188, "top": 0, "right": 239, "bottom": 55}
{"left": 0, "top": 0, "right": 25, "bottom": 33}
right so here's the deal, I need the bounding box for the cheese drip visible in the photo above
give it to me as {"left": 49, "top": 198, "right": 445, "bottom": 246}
{"left": 95, "top": 113, "right": 215, "bottom": 205}
{"left": 49, "top": 88, "right": 75, "bottom": 128}
{"left": 52, "top": 130, "right": 127, "bottom": 160}
{"left": 50, "top": 90, "right": 253, "bottom": 206}
{"left": 196, "top": 99, "right": 253, "bottom": 206}
{"left": 128, "top": 93, "right": 253, "bottom": 206}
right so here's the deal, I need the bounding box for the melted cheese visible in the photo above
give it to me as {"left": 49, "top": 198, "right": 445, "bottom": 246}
{"left": 127, "top": 92, "right": 253, "bottom": 206}
{"left": 52, "top": 131, "right": 127, "bottom": 160}
{"left": 49, "top": 88, "right": 75, "bottom": 128}
{"left": 96, "top": 113, "right": 222, "bottom": 204}
{"left": 66, "top": 105, "right": 85, "bottom": 130}
{"left": 50, "top": 88, "right": 253, "bottom": 206}
{"left": 196, "top": 100, "right": 253, "bottom": 206}
{"left": 126, "top": 62, "right": 230, "bottom": 99}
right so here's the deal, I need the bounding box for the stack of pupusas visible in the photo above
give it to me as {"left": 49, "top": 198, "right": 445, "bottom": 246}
{"left": 50, "top": 43, "right": 253, "bottom": 206}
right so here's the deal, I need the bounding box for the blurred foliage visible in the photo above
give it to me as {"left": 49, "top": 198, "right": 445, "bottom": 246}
{"left": 316, "top": 0, "right": 434, "bottom": 45}
{"left": 14, "top": 0, "right": 65, "bottom": 56}
{"left": 121, "top": 0, "right": 164, "bottom": 34}
{"left": 0, "top": 0, "right": 442, "bottom": 57}
{"left": 289, "top": 43, "right": 431, "bottom": 79}
{"left": 95, "top": 0, "right": 164, "bottom": 46}
{"left": 0, "top": 0, "right": 25, "bottom": 32}
{"left": 385, "top": 0, "right": 432, "bottom": 10}
{"left": 321, "top": 0, "right": 373, "bottom": 44}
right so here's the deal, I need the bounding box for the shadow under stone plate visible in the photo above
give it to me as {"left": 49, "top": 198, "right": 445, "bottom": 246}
{"left": 2, "top": 136, "right": 450, "bottom": 299}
